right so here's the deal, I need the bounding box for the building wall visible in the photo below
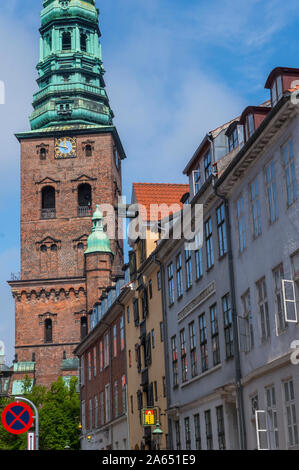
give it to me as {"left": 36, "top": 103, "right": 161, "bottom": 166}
{"left": 228, "top": 110, "right": 299, "bottom": 449}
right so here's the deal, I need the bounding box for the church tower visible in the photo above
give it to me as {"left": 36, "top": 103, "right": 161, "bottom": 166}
{"left": 9, "top": 0, "right": 125, "bottom": 389}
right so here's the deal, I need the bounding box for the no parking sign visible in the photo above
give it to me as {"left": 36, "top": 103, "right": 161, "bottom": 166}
{"left": 1, "top": 401, "right": 34, "bottom": 435}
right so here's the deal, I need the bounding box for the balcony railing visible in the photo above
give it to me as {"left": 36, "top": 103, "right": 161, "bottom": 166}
{"left": 41, "top": 208, "right": 56, "bottom": 219}
{"left": 78, "top": 206, "right": 92, "bottom": 217}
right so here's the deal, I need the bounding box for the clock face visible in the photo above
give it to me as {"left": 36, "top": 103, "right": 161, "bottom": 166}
{"left": 55, "top": 137, "right": 76, "bottom": 159}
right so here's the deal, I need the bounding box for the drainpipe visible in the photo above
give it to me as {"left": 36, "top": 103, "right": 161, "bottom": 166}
{"left": 213, "top": 184, "right": 247, "bottom": 450}
{"left": 153, "top": 255, "right": 172, "bottom": 450}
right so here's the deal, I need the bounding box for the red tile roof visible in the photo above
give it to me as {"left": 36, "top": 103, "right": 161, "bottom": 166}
{"left": 132, "top": 183, "right": 189, "bottom": 221}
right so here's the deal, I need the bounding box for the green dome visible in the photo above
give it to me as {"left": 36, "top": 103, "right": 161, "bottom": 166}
{"left": 85, "top": 205, "right": 113, "bottom": 255}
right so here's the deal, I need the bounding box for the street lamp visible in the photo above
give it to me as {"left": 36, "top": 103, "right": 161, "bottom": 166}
{"left": 64, "top": 441, "right": 70, "bottom": 450}
{"left": 152, "top": 420, "right": 163, "bottom": 450}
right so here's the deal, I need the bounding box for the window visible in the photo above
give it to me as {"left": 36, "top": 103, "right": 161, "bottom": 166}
{"left": 168, "top": 263, "right": 174, "bottom": 305}
{"left": 133, "top": 299, "right": 139, "bottom": 326}
{"left": 78, "top": 183, "right": 92, "bottom": 216}
{"left": 216, "top": 203, "right": 227, "bottom": 257}
{"left": 149, "top": 280, "right": 153, "bottom": 299}
{"left": 247, "top": 114, "right": 255, "bottom": 139}
{"left": 265, "top": 160, "right": 279, "bottom": 223}
{"left": 199, "top": 314, "right": 208, "bottom": 372}
{"left": 99, "top": 340, "right": 103, "bottom": 372}
{"left": 228, "top": 126, "right": 238, "bottom": 152}
{"left": 42, "top": 186, "right": 56, "bottom": 219}
{"left": 120, "top": 316, "right": 125, "bottom": 350}
{"left": 250, "top": 177, "right": 262, "bottom": 238}
{"left": 194, "top": 414, "right": 202, "bottom": 450}
{"left": 157, "top": 271, "right": 161, "bottom": 290}
{"left": 130, "top": 395, "right": 134, "bottom": 415}
{"left": 271, "top": 75, "right": 283, "bottom": 106}
{"left": 105, "top": 384, "right": 111, "bottom": 423}
{"left": 145, "top": 333, "right": 152, "bottom": 367}
{"left": 160, "top": 322, "right": 164, "bottom": 342}
{"left": 100, "top": 392, "right": 104, "bottom": 425}
{"left": 154, "top": 381, "right": 158, "bottom": 402}
{"left": 192, "top": 165, "right": 201, "bottom": 194}
{"left": 113, "top": 324, "right": 117, "bottom": 357}
{"left": 104, "top": 332, "right": 109, "bottom": 367}
{"left": 94, "top": 396, "right": 98, "bottom": 428}
{"left": 222, "top": 294, "right": 234, "bottom": 359}
{"left": 282, "top": 139, "right": 297, "bottom": 206}
{"left": 40, "top": 147, "right": 47, "bottom": 160}
{"left": 210, "top": 305, "right": 220, "bottom": 366}
{"left": 151, "top": 329, "right": 155, "bottom": 349}
{"left": 180, "top": 329, "right": 188, "bottom": 382}
{"left": 80, "top": 33, "right": 87, "bottom": 52}
{"left": 81, "top": 400, "right": 86, "bottom": 431}
{"left": 273, "top": 264, "right": 287, "bottom": 334}
{"left": 184, "top": 417, "right": 191, "bottom": 450}
{"left": 195, "top": 248, "right": 203, "bottom": 280}
{"left": 265, "top": 386, "right": 279, "bottom": 449}
{"left": 205, "top": 218, "right": 214, "bottom": 269}
{"left": 114, "top": 381, "right": 119, "bottom": 418}
{"left": 236, "top": 196, "right": 246, "bottom": 252}
{"left": 85, "top": 144, "right": 92, "bottom": 157}
{"left": 162, "top": 377, "right": 166, "bottom": 397}
{"left": 80, "top": 316, "right": 88, "bottom": 340}
{"left": 171, "top": 336, "right": 178, "bottom": 387}
{"left": 185, "top": 249, "right": 193, "bottom": 289}
{"left": 256, "top": 278, "right": 270, "bottom": 342}
{"left": 127, "top": 306, "right": 130, "bottom": 324}
{"left": 205, "top": 410, "right": 213, "bottom": 450}
{"left": 62, "top": 31, "right": 71, "bottom": 50}
{"left": 93, "top": 347, "right": 97, "bottom": 376}
{"left": 189, "top": 322, "right": 197, "bottom": 377}
{"left": 204, "top": 150, "right": 212, "bottom": 180}
{"left": 175, "top": 421, "right": 181, "bottom": 450}
{"left": 89, "top": 399, "right": 93, "bottom": 430}
{"left": 283, "top": 379, "right": 298, "bottom": 447}
{"left": 240, "top": 290, "right": 254, "bottom": 352}
{"left": 45, "top": 319, "right": 52, "bottom": 343}
{"left": 114, "top": 147, "right": 119, "bottom": 170}
{"left": 122, "top": 375, "right": 127, "bottom": 413}
{"left": 216, "top": 406, "right": 226, "bottom": 450}
{"left": 176, "top": 253, "right": 183, "bottom": 298}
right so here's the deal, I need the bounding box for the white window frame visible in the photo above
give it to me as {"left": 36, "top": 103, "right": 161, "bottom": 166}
{"left": 255, "top": 410, "right": 269, "bottom": 450}
{"left": 282, "top": 280, "right": 298, "bottom": 323}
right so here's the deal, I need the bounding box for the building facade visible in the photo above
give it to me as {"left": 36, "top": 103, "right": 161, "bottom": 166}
{"left": 8, "top": 0, "right": 125, "bottom": 390}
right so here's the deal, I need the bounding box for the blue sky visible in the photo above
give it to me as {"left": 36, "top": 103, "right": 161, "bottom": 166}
{"left": 1, "top": 0, "right": 299, "bottom": 364}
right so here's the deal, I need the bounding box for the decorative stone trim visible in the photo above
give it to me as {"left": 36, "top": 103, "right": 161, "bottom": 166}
{"left": 177, "top": 280, "right": 216, "bottom": 323}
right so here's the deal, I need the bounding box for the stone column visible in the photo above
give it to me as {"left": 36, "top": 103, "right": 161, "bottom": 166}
{"left": 39, "top": 37, "right": 44, "bottom": 62}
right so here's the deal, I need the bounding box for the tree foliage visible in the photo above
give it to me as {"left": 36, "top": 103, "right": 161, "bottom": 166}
{"left": 0, "top": 376, "right": 80, "bottom": 450}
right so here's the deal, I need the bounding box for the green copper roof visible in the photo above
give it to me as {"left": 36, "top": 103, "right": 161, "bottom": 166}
{"left": 85, "top": 205, "right": 113, "bottom": 255}
{"left": 30, "top": 0, "right": 114, "bottom": 130}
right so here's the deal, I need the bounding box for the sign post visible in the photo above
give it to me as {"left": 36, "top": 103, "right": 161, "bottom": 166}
{"left": 15, "top": 397, "right": 39, "bottom": 450}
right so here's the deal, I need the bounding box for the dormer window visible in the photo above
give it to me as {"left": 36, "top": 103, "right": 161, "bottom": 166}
{"left": 245, "top": 114, "right": 255, "bottom": 141}
{"left": 192, "top": 165, "right": 201, "bottom": 195}
{"left": 228, "top": 127, "right": 238, "bottom": 152}
{"left": 271, "top": 75, "right": 283, "bottom": 106}
{"left": 204, "top": 150, "right": 212, "bottom": 180}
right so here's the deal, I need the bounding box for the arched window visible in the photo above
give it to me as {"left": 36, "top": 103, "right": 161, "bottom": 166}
{"left": 42, "top": 186, "right": 56, "bottom": 219}
{"left": 80, "top": 33, "right": 87, "bottom": 52}
{"left": 81, "top": 316, "right": 88, "bottom": 340}
{"left": 78, "top": 183, "right": 92, "bottom": 217}
{"left": 45, "top": 319, "right": 53, "bottom": 343}
{"left": 62, "top": 31, "right": 71, "bottom": 50}
{"left": 85, "top": 144, "right": 92, "bottom": 157}
{"left": 40, "top": 148, "right": 46, "bottom": 160}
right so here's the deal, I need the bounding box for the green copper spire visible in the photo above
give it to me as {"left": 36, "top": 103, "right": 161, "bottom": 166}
{"left": 30, "top": 0, "right": 114, "bottom": 130}
{"left": 85, "top": 205, "right": 113, "bottom": 255}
